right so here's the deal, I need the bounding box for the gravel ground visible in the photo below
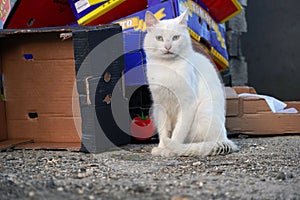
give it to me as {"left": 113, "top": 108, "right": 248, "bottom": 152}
{"left": 0, "top": 134, "right": 299, "bottom": 200}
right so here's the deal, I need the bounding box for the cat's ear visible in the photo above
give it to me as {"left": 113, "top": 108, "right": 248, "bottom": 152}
{"left": 177, "top": 9, "right": 189, "bottom": 25}
{"left": 145, "top": 11, "right": 159, "bottom": 31}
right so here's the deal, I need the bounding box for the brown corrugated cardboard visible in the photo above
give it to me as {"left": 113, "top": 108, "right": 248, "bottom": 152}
{"left": 0, "top": 26, "right": 130, "bottom": 152}
{"left": 1, "top": 31, "right": 81, "bottom": 144}
{"left": 226, "top": 86, "right": 300, "bottom": 135}
{"left": 0, "top": 61, "right": 7, "bottom": 141}
{"left": 225, "top": 87, "right": 240, "bottom": 117}
{"left": 0, "top": 100, "right": 7, "bottom": 141}
{"left": 286, "top": 102, "right": 300, "bottom": 111}
{"left": 15, "top": 142, "right": 81, "bottom": 151}
{"left": 232, "top": 86, "right": 257, "bottom": 94}
{"left": 0, "top": 139, "right": 33, "bottom": 151}
{"left": 226, "top": 113, "right": 300, "bottom": 134}
{"left": 241, "top": 98, "right": 271, "bottom": 114}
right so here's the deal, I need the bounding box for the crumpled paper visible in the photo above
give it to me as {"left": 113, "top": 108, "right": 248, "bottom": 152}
{"left": 238, "top": 93, "right": 298, "bottom": 114}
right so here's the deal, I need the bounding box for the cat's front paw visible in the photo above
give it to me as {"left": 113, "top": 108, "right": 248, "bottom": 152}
{"left": 151, "top": 147, "right": 163, "bottom": 156}
{"left": 151, "top": 147, "right": 175, "bottom": 157}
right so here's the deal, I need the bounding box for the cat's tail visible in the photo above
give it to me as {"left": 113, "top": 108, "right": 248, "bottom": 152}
{"left": 163, "top": 138, "right": 239, "bottom": 156}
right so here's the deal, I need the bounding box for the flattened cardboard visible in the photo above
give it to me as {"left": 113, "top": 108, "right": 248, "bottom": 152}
{"left": 286, "top": 102, "right": 300, "bottom": 111}
{"left": 232, "top": 86, "right": 257, "bottom": 94}
{"left": 226, "top": 113, "right": 300, "bottom": 135}
{"left": 15, "top": 142, "right": 81, "bottom": 151}
{"left": 0, "top": 139, "right": 33, "bottom": 151}
{"left": 226, "top": 86, "right": 300, "bottom": 135}
{"left": 242, "top": 98, "right": 271, "bottom": 114}
{"left": 225, "top": 87, "right": 240, "bottom": 117}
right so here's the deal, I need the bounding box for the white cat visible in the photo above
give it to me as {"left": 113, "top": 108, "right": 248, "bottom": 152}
{"left": 143, "top": 10, "right": 238, "bottom": 157}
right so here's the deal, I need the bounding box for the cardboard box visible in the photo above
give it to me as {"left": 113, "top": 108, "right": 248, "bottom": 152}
{"left": 149, "top": 0, "right": 229, "bottom": 71}
{"left": 0, "top": 100, "right": 7, "bottom": 141}
{"left": 113, "top": 0, "right": 178, "bottom": 86}
{"left": 178, "top": 0, "right": 229, "bottom": 72}
{"left": 225, "top": 87, "right": 300, "bottom": 135}
{"left": 148, "top": 0, "right": 165, "bottom": 7}
{"left": 73, "top": 26, "right": 131, "bottom": 152}
{"left": 111, "top": 0, "right": 230, "bottom": 128}
{"left": 192, "top": 38, "right": 231, "bottom": 86}
{"left": 114, "top": 0, "right": 229, "bottom": 87}
{"left": 69, "top": 0, "right": 107, "bottom": 20}
{"left": 69, "top": 0, "right": 148, "bottom": 25}
{"left": 0, "top": 25, "right": 131, "bottom": 152}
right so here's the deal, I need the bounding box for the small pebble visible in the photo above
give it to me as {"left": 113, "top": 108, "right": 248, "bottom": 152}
{"left": 77, "top": 188, "right": 84, "bottom": 195}
{"left": 192, "top": 161, "right": 201, "bottom": 166}
{"left": 132, "top": 184, "right": 146, "bottom": 193}
{"left": 35, "top": 174, "right": 42, "bottom": 179}
{"left": 198, "top": 181, "right": 204, "bottom": 188}
{"left": 287, "top": 172, "right": 294, "bottom": 179}
{"left": 171, "top": 195, "right": 192, "bottom": 200}
{"left": 276, "top": 172, "right": 286, "bottom": 180}
{"left": 46, "top": 179, "right": 56, "bottom": 188}
{"left": 28, "top": 191, "right": 35, "bottom": 197}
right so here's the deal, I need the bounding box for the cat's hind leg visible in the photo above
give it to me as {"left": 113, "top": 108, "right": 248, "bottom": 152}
{"left": 163, "top": 104, "right": 239, "bottom": 156}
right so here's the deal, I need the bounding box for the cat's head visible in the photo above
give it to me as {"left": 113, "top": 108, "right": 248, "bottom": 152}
{"left": 144, "top": 10, "right": 192, "bottom": 60}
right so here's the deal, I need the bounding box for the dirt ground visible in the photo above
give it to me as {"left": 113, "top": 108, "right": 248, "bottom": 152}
{"left": 0, "top": 134, "right": 299, "bottom": 200}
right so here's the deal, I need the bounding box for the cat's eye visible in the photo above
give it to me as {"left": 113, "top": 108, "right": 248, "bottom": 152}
{"left": 156, "top": 36, "right": 164, "bottom": 41}
{"left": 172, "top": 35, "right": 180, "bottom": 41}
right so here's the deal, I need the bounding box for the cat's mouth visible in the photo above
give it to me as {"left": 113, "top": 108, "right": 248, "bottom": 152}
{"left": 163, "top": 51, "right": 174, "bottom": 55}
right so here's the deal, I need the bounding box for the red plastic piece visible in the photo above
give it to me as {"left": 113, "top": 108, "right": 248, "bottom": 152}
{"left": 200, "top": 0, "right": 242, "bottom": 23}
{"left": 5, "top": 0, "right": 76, "bottom": 29}
{"left": 130, "top": 115, "right": 155, "bottom": 140}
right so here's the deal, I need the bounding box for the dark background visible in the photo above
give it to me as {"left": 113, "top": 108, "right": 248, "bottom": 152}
{"left": 242, "top": 0, "right": 300, "bottom": 100}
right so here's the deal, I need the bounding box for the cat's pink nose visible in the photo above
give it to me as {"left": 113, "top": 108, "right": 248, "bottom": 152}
{"left": 165, "top": 45, "right": 171, "bottom": 50}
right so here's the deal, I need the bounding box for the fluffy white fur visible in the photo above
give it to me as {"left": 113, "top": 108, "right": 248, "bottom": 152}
{"left": 143, "top": 10, "right": 238, "bottom": 157}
